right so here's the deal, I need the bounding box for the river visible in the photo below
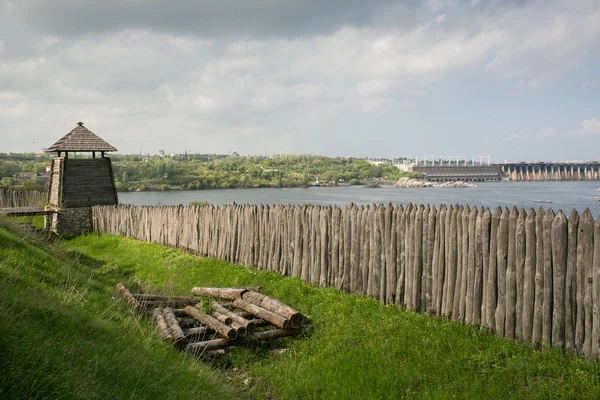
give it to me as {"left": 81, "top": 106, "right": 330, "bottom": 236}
{"left": 118, "top": 181, "right": 600, "bottom": 217}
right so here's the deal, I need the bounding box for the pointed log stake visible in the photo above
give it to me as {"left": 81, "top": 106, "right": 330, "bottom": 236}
{"left": 116, "top": 283, "right": 139, "bottom": 308}
{"left": 551, "top": 210, "right": 567, "bottom": 348}
{"left": 163, "top": 307, "right": 185, "bottom": 342}
{"left": 191, "top": 287, "right": 248, "bottom": 300}
{"left": 152, "top": 307, "right": 172, "bottom": 340}
{"left": 184, "top": 306, "right": 238, "bottom": 340}
{"left": 185, "top": 326, "right": 310, "bottom": 354}
{"left": 211, "top": 302, "right": 257, "bottom": 331}
{"left": 232, "top": 299, "right": 290, "bottom": 329}
{"left": 242, "top": 291, "right": 304, "bottom": 328}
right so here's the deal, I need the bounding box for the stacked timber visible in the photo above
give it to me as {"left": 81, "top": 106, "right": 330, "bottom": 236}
{"left": 114, "top": 283, "right": 308, "bottom": 357}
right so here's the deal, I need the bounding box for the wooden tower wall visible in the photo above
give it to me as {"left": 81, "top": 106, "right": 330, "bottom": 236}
{"left": 47, "top": 157, "right": 118, "bottom": 208}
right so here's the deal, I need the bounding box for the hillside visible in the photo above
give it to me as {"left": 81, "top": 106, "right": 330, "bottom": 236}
{"left": 2, "top": 218, "right": 599, "bottom": 399}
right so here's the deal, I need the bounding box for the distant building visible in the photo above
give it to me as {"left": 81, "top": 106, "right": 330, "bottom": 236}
{"left": 158, "top": 150, "right": 165, "bottom": 157}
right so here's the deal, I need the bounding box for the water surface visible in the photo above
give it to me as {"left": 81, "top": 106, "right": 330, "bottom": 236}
{"left": 118, "top": 181, "right": 600, "bottom": 216}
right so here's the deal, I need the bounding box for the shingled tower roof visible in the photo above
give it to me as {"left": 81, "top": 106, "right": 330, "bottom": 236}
{"left": 45, "top": 122, "right": 117, "bottom": 153}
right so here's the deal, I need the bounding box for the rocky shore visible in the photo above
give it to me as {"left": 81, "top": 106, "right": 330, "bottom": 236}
{"left": 393, "top": 177, "right": 476, "bottom": 188}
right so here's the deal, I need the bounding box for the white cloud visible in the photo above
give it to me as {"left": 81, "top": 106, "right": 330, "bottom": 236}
{"left": 505, "top": 126, "right": 556, "bottom": 141}
{"left": 0, "top": 0, "right": 599, "bottom": 157}
{"left": 537, "top": 126, "right": 555, "bottom": 138}
{"left": 575, "top": 118, "right": 600, "bottom": 136}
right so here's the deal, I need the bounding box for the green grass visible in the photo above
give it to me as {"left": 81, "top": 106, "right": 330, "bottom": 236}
{"left": 61, "top": 233, "right": 600, "bottom": 399}
{"left": 0, "top": 220, "right": 235, "bottom": 400}
{"left": 7, "top": 215, "right": 45, "bottom": 229}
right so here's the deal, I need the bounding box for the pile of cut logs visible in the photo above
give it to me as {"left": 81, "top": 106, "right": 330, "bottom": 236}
{"left": 115, "top": 283, "right": 309, "bottom": 356}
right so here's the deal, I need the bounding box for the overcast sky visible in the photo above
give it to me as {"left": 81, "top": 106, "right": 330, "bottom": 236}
{"left": 1, "top": 0, "right": 599, "bottom": 161}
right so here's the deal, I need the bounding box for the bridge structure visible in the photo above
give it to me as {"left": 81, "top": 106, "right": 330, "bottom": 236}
{"left": 388, "top": 156, "right": 600, "bottom": 182}
{"left": 500, "top": 161, "right": 600, "bottom": 181}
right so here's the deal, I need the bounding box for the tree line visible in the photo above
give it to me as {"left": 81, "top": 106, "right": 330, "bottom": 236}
{"left": 0, "top": 152, "right": 423, "bottom": 192}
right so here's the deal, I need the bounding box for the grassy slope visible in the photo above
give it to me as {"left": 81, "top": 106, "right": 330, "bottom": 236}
{"left": 64, "top": 233, "right": 600, "bottom": 400}
{"left": 0, "top": 221, "right": 234, "bottom": 400}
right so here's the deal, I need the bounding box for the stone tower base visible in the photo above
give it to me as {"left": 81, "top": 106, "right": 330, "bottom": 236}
{"left": 44, "top": 207, "right": 93, "bottom": 235}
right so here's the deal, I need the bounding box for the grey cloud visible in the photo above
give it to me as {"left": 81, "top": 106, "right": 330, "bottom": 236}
{"left": 17, "top": 0, "right": 416, "bottom": 39}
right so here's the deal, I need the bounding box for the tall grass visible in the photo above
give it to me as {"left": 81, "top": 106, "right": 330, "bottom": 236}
{"left": 0, "top": 220, "right": 234, "bottom": 400}
{"left": 65, "top": 233, "right": 600, "bottom": 400}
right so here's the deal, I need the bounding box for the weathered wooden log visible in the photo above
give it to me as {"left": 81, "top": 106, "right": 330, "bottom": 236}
{"left": 138, "top": 299, "right": 199, "bottom": 309}
{"left": 542, "top": 208, "right": 555, "bottom": 346}
{"left": 191, "top": 287, "right": 248, "bottom": 300}
{"left": 211, "top": 310, "right": 233, "bottom": 325}
{"left": 485, "top": 207, "right": 501, "bottom": 331}
{"left": 241, "top": 291, "right": 303, "bottom": 328}
{"left": 504, "top": 207, "right": 517, "bottom": 340}
{"left": 350, "top": 205, "right": 361, "bottom": 293}
{"left": 172, "top": 308, "right": 189, "bottom": 318}
{"left": 459, "top": 205, "right": 470, "bottom": 321}
{"left": 116, "top": 283, "right": 139, "bottom": 307}
{"left": 465, "top": 207, "right": 477, "bottom": 324}
{"left": 211, "top": 301, "right": 257, "bottom": 331}
{"left": 386, "top": 204, "right": 398, "bottom": 306}
{"left": 413, "top": 205, "right": 424, "bottom": 311}
{"left": 439, "top": 205, "right": 450, "bottom": 316}
{"left": 515, "top": 209, "right": 526, "bottom": 338}
{"left": 495, "top": 207, "right": 509, "bottom": 338}
{"left": 133, "top": 294, "right": 198, "bottom": 302}
{"left": 232, "top": 299, "right": 290, "bottom": 329}
{"left": 425, "top": 205, "right": 436, "bottom": 312}
{"left": 429, "top": 205, "right": 439, "bottom": 313}
{"left": 230, "top": 322, "right": 248, "bottom": 337}
{"left": 343, "top": 205, "right": 352, "bottom": 293}
{"left": 184, "top": 326, "right": 212, "bottom": 338}
{"left": 435, "top": 205, "right": 446, "bottom": 315}
{"left": 593, "top": 216, "right": 600, "bottom": 357}
{"left": 473, "top": 207, "right": 484, "bottom": 326}
{"left": 185, "top": 326, "right": 309, "bottom": 354}
{"left": 445, "top": 206, "right": 458, "bottom": 318}
{"left": 565, "top": 209, "right": 579, "bottom": 352}
{"left": 163, "top": 307, "right": 185, "bottom": 341}
{"left": 522, "top": 208, "right": 536, "bottom": 343}
{"left": 551, "top": 210, "right": 567, "bottom": 348}
{"left": 152, "top": 307, "right": 172, "bottom": 340}
{"left": 184, "top": 306, "right": 238, "bottom": 339}
{"left": 481, "top": 208, "right": 491, "bottom": 328}
{"left": 532, "top": 208, "right": 545, "bottom": 344}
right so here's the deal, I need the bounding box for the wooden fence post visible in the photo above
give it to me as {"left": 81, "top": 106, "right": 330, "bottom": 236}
{"left": 578, "top": 209, "right": 594, "bottom": 356}
{"left": 565, "top": 209, "right": 580, "bottom": 352}
{"left": 552, "top": 210, "right": 568, "bottom": 348}
{"left": 522, "top": 208, "right": 537, "bottom": 343}
{"left": 515, "top": 209, "right": 526, "bottom": 338}
{"left": 593, "top": 216, "right": 600, "bottom": 358}
{"left": 495, "top": 207, "right": 509, "bottom": 338}
{"left": 542, "top": 208, "right": 555, "bottom": 346}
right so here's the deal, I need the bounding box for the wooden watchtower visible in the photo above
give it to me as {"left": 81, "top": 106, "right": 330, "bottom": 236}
{"left": 44, "top": 122, "right": 118, "bottom": 234}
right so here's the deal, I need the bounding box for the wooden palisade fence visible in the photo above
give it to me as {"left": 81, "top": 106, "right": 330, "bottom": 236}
{"left": 92, "top": 203, "right": 600, "bottom": 357}
{"left": 0, "top": 188, "right": 45, "bottom": 208}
